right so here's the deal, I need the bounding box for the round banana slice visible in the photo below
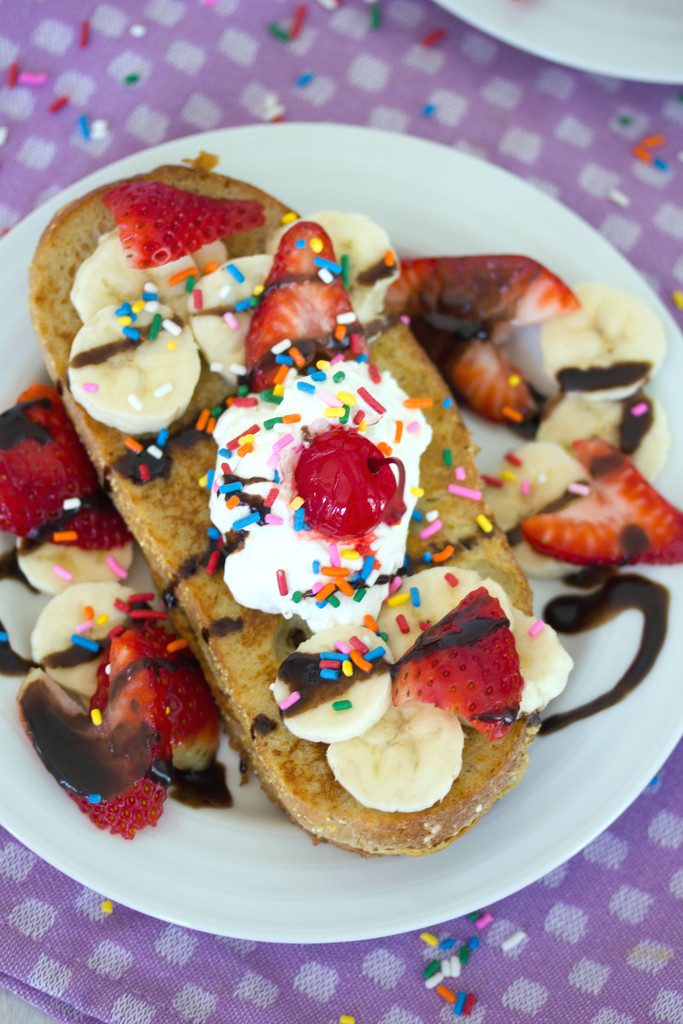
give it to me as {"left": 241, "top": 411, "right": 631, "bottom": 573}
{"left": 541, "top": 282, "right": 667, "bottom": 401}
{"left": 267, "top": 210, "right": 399, "bottom": 332}
{"left": 483, "top": 441, "right": 586, "bottom": 579}
{"left": 31, "top": 581, "right": 133, "bottom": 698}
{"left": 69, "top": 303, "right": 200, "bottom": 434}
{"left": 537, "top": 391, "right": 671, "bottom": 481}
{"left": 188, "top": 254, "right": 273, "bottom": 385}
{"left": 272, "top": 625, "right": 392, "bottom": 744}
{"left": 327, "top": 700, "right": 464, "bottom": 812}
{"left": 17, "top": 539, "right": 134, "bottom": 596}
{"left": 71, "top": 230, "right": 227, "bottom": 322}
{"left": 513, "top": 611, "right": 574, "bottom": 714}
{"left": 379, "top": 566, "right": 515, "bottom": 660}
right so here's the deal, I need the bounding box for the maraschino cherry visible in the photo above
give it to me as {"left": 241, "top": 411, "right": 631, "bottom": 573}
{"left": 294, "top": 427, "right": 405, "bottom": 540}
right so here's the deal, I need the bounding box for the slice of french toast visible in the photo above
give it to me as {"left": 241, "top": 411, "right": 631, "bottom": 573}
{"left": 29, "top": 164, "right": 534, "bottom": 855}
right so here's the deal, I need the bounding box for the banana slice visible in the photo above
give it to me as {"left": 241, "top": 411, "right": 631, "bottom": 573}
{"left": 327, "top": 700, "right": 464, "bottom": 812}
{"left": 31, "top": 582, "right": 133, "bottom": 698}
{"left": 379, "top": 566, "right": 515, "bottom": 660}
{"left": 71, "top": 229, "right": 228, "bottom": 322}
{"left": 17, "top": 539, "right": 134, "bottom": 596}
{"left": 69, "top": 302, "right": 200, "bottom": 434}
{"left": 483, "top": 441, "right": 586, "bottom": 579}
{"left": 271, "top": 625, "right": 392, "bottom": 743}
{"left": 513, "top": 611, "right": 574, "bottom": 714}
{"left": 541, "top": 282, "right": 666, "bottom": 401}
{"left": 537, "top": 392, "right": 671, "bottom": 481}
{"left": 267, "top": 210, "right": 399, "bottom": 331}
{"left": 188, "top": 254, "right": 273, "bottom": 385}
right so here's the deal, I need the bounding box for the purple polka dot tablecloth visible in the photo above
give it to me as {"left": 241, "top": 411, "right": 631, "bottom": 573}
{"left": 0, "top": 2, "right": 682, "bottom": 1023}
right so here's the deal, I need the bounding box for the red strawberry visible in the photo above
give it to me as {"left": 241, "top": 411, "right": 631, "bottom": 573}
{"left": 245, "top": 221, "right": 368, "bottom": 392}
{"left": 448, "top": 340, "right": 537, "bottom": 425}
{"left": 391, "top": 587, "right": 523, "bottom": 739}
{"left": 70, "top": 778, "right": 166, "bottom": 840}
{"left": 103, "top": 180, "right": 264, "bottom": 269}
{"left": 521, "top": 438, "right": 683, "bottom": 566}
{"left": 60, "top": 499, "right": 132, "bottom": 550}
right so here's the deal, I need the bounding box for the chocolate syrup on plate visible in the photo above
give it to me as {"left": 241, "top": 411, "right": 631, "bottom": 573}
{"left": 170, "top": 760, "right": 232, "bottom": 809}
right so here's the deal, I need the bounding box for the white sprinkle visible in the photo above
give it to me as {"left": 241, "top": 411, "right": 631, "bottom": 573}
{"left": 218, "top": 284, "right": 232, "bottom": 299}
{"left": 314, "top": 0, "right": 340, "bottom": 8}
{"left": 145, "top": 300, "right": 160, "bottom": 313}
{"left": 677, "top": 150, "right": 683, "bottom": 164}
{"left": 146, "top": 445, "right": 163, "bottom": 460}
{"left": 162, "top": 318, "right": 182, "bottom": 336}
{"left": 337, "top": 311, "right": 356, "bottom": 324}
{"left": 607, "top": 187, "right": 630, "bottom": 208}
{"left": 425, "top": 509, "right": 439, "bottom": 523}
{"left": 537, "top": 473, "right": 547, "bottom": 484}
{"left": 229, "top": 362, "right": 247, "bottom": 376}
{"left": 153, "top": 383, "right": 173, "bottom": 398}
{"left": 449, "top": 956, "right": 461, "bottom": 978}
{"left": 424, "top": 972, "right": 443, "bottom": 989}
{"left": 90, "top": 118, "right": 109, "bottom": 139}
{"left": 318, "top": 268, "right": 334, "bottom": 284}
{"left": 130, "top": 22, "right": 147, "bottom": 36}
{"left": 0, "top": 126, "right": 8, "bottom": 147}
{"left": 127, "top": 393, "right": 143, "bottom": 410}
{"left": 210, "top": 361, "right": 224, "bottom": 373}
{"left": 105, "top": 663, "right": 111, "bottom": 676}
{"left": 501, "top": 929, "right": 527, "bottom": 952}
{"left": 271, "top": 339, "right": 291, "bottom": 355}
{"left": 62, "top": 497, "right": 81, "bottom": 511}
{"left": 568, "top": 481, "right": 591, "bottom": 496}
{"left": 143, "top": 281, "right": 156, "bottom": 294}
{"left": 440, "top": 959, "right": 451, "bottom": 978}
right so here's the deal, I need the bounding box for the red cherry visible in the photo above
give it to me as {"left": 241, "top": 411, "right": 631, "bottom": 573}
{"left": 294, "top": 427, "right": 405, "bottom": 540}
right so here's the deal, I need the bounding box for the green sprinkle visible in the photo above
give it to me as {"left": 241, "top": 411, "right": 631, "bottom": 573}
{"left": 467, "top": 912, "right": 479, "bottom": 921}
{"left": 268, "top": 22, "right": 291, "bottom": 42}
{"left": 423, "top": 960, "right": 441, "bottom": 979}
{"left": 332, "top": 699, "right": 352, "bottom": 711}
{"left": 211, "top": 405, "right": 224, "bottom": 416}
{"left": 332, "top": 370, "right": 345, "bottom": 383}
{"left": 328, "top": 594, "right": 340, "bottom": 608}
{"left": 123, "top": 73, "right": 141, "bottom": 85}
{"left": 149, "top": 313, "right": 162, "bottom": 340}
{"left": 442, "top": 448, "right": 452, "bottom": 467}
{"left": 377, "top": 630, "right": 388, "bottom": 641}
{"left": 458, "top": 945, "right": 470, "bottom": 964}
{"left": 260, "top": 389, "right": 283, "bottom": 405}
{"left": 237, "top": 385, "right": 249, "bottom": 397}
{"left": 341, "top": 253, "right": 350, "bottom": 289}
{"left": 353, "top": 587, "right": 367, "bottom": 603}
{"left": 340, "top": 405, "right": 350, "bottom": 425}
{"left": 369, "top": 1, "right": 381, "bottom": 29}
{"left": 618, "top": 114, "right": 632, "bottom": 126}
{"left": 292, "top": 591, "right": 303, "bottom": 604}
{"left": 185, "top": 275, "right": 197, "bottom": 293}
{"left": 264, "top": 416, "right": 283, "bottom": 430}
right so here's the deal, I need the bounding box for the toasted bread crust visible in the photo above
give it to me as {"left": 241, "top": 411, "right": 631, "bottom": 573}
{"left": 29, "top": 164, "right": 534, "bottom": 855}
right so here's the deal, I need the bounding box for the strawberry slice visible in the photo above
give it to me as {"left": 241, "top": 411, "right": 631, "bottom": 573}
{"left": 245, "top": 221, "right": 368, "bottom": 392}
{"left": 391, "top": 587, "right": 523, "bottom": 739}
{"left": 70, "top": 778, "right": 167, "bottom": 841}
{"left": 448, "top": 339, "right": 537, "bottom": 425}
{"left": 521, "top": 438, "right": 683, "bottom": 566}
{"left": 103, "top": 180, "right": 264, "bottom": 269}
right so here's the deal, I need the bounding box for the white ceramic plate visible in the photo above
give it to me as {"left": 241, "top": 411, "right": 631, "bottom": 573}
{"left": 1, "top": 124, "right": 681, "bottom": 943}
{"left": 432, "top": 0, "right": 683, "bottom": 83}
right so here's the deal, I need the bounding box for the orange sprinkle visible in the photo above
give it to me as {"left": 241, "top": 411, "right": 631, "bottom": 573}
{"left": 273, "top": 364, "right": 289, "bottom": 385}
{"left": 237, "top": 442, "right": 253, "bottom": 457}
{"left": 83, "top": 605, "right": 94, "bottom": 620}
{"left": 226, "top": 495, "right": 240, "bottom": 509}
{"left": 501, "top": 405, "right": 524, "bottom": 423}
{"left": 404, "top": 397, "right": 433, "bottom": 409}
{"left": 435, "top": 985, "right": 455, "bottom": 1004}
{"left": 633, "top": 145, "right": 653, "bottom": 164}
{"left": 53, "top": 530, "right": 78, "bottom": 542}
{"left": 282, "top": 413, "right": 302, "bottom": 424}
{"left": 350, "top": 649, "right": 372, "bottom": 672}
{"left": 166, "top": 638, "right": 188, "bottom": 653}
{"left": 336, "top": 578, "right": 354, "bottom": 598}
{"left": 316, "top": 581, "right": 337, "bottom": 603}
{"left": 334, "top": 324, "right": 347, "bottom": 342}
{"left": 394, "top": 420, "right": 403, "bottom": 443}
{"left": 206, "top": 416, "right": 216, "bottom": 434}
{"left": 363, "top": 614, "right": 380, "bottom": 632}
{"left": 384, "top": 249, "right": 396, "bottom": 267}
{"left": 432, "top": 544, "right": 455, "bottom": 564}
{"left": 195, "top": 408, "right": 210, "bottom": 431}
{"left": 321, "top": 567, "right": 350, "bottom": 578}
{"left": 202, "top": 260, "right": 220, "bottom": 274}
{"left": 377, "top": 441, "right": 393, "bottom": 457}
{"left": 641, "top": 133, "right": 665, "bottom": 148}
{"left": 289, "top": 346, "right": 306, "bottom": 368}
{"left": 124, "top": 437, "right": 144, "bottom": 454}
{"left": 167, "top": 267, "right": 195, "bottom": 286}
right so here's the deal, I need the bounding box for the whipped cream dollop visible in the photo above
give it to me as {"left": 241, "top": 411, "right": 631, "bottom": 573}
{"left": 210, "top": 359, "right": 432, "bottom": 631}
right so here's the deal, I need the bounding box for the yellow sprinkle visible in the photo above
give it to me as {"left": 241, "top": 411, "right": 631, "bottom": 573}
{"left": 316, "top": 359, "right": 331, "bottom": 370}
{"left": 324, "top": 407, "right": 346, "bottom": 418}
{"left": 508, "top": 373, "right": 522, "bottom": 387}
{"left": 337, "top": 391, "right": 356, "bottom": 406}
{"left": 96, "top": 613, "right": 109, "bottom": 626}
{"left": 339, "top": 1017, "right": 356, "bottom": 1024}
{"left": 253, "top": 284, "right": 265, "bottom": 296}
{"left": 387, "top": 592, "right": 410, "bottom": 607}
{"left": 411, "top": 486, "right": 425, "bottom": 497}
{"left": 310, "top": 237, "right": 324, "bottom": 253}
{"left": 101, "top": 900, "right": 114, "bottom": 915}
{"left": 358, "top": 420, "right": 367, "bottom": 432}
{"left": 167, "top": 341, "right": 176, "bottom": 351}
{"left": 90, "top": 708, "right": 103, "bottom": 727}
{"left": 674, "top": 290, "right": 683, "bottom": 310}
{"left": 501, "top": 470, "right": 517, "bottom": 482}
{"left": 341, "top": 549, "right": 360, "bottom": 560}
{"left": 238, "top": 433, "right": 255, "bottom": 446}
{"left": 117, "top": 315, "right": 132, "bottom": 326}
{"left": 476, "top": 513, "right": 494, "bottom": 534}
{"left": 131, "top": 299, "right": 145, "bottom": 314}
{"left": 273, "top": 384, "right": 284, "bottom": 397}
{"left": 281, "top": 211, "right": 298, "bottom": 224}
{"left": 420, "top": 931, "right": 439, "bottom": 947}
{"left": 198, "top": 474, "right": 207, "bottom": 489}
{"left": 290, "top": 496, "right": 304, "bottom": 511}
{"left": 165, "top": 705, "right": 171, "bottom": 714}
{"left": 342, "top": 659, "right": 353, "bottom": 678}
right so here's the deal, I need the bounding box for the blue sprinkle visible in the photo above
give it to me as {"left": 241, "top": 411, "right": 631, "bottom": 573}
{"left": 360, "top": 555, "right": 375, "bottom": 580}
{"left": 312, "top": 560, "right": 321, "bottom": 574}
{"left": 440, "top": 937, "right": 456, "bottom": 951}
{"left": 410, "top": 586, "right": 421, "bottom": 608}
{"left": 156, "top": 428, "right": 170, "bottom": 447}
{"left": 142, "top": 289, "right": 157, "bottom": 300}
{"left": 226, "top": 262, "right": 245, "bottom": 283}
{"left": 293, "top": 507, "right": 306, "bottom": 531}
{"left": 115, "top": 302, "right": 132, "bottom": 317}
{"left": 355, "top": 353, "right": 368, "bottom": 363}
{"left": 122, "top": 326, "right": 140, "bottom": 341}
{"left": 310, "top": 370, "right": 327, "bottom": 382}
{"left": 422, "top": 551, "right": 434, "bottom": 564}
{"left": 295, "top": 71, "right": 315, "bottom": 87}
{"left": 320, "top": 669, "right": 340, "bottom": 681}
{"left": 207, "top": 527, "right": 221, "bottom": 540}
{"left": 453, "top": 992, "right": 467, "bottom": 1015}
{"left": 233, "top": 511, "right": 260, "bottom": 530}
{"left": 219, "top": 481, "right": 242, "bottom": 494}
{"left": 316, "top": 597, "right": 329, "bottom": 608}
{"left": 468, "top": 935, "right": 480, "bottom": 950}
{"left": 365, "top": 646, "right": 385, "bottom": 661}
{"left": 411, "top": 508, "right": 424, "bottom": 522}
{"left": 70, "top": 634, "right": 100, "bottom": 653}
{"left": 653, "top": 157, "right": 669, "bottom": 172}
{"left": 87, "top": 793, "right": 102, "bottom": 804}
{"left": 275, "top": 354, "right": 294, "bottom": 365}
{"left": 78, "top": 113, "right": 90, "bottom": 139}
{"left": 442, "top": 396, "right": 454, "bottom": 409}
{"left": 297, "top": 381, "right": 316, "bottom": 394}
{"left": 273, "top": 470, "right": 281, "bottom": 484}
{"left": 320, "top": 652, "right": 346, "bottom": 661}
{"left": 206, "top": 469, "right": 215, "bottom": 490}
{"left": 294, "top": 239, "right": 307, "bottom": 249}
{"left": 0, "top": 631, "right": 8, "bottom": 643}
{"left": 313, "top": 256, "right": 342, "bottom": 274}
{"left": 217, "top": 447, "right": 231, "bottom": 458}
{"left": 422, "top": 103, "right": 436, "bottom": 117}
{"left": 235, "top": 297, "right": 256, "bottom": 312}
{"left": 349, "top": 572, "right": 361, "bottom": 583}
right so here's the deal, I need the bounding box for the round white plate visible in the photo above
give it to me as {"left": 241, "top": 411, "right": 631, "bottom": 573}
{"left": 432, "top": 0, "right": 683, "bottom": 83}
{"left": 1, "top": 124, "right": 681, "bottom": 943}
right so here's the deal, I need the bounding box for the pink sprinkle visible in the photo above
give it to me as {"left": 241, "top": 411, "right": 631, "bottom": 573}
{"left": 311, "top": 581, "right": 324, "bottom": 595}
{"left": 267, "top": 453, "right": 280, "bottom": 470}
{"left": 420, "top": 518, "right": 443, "bottom": 540}
{"left": 455, "top": 466, "right": 466, "bottom": 481}
{"left": 318, "top": 389, "right": 338, "bottom": 406}
{"left": 75, "top": 618, "right": 94, "bottom": 634}
{"left": 568, "top": 482, "right": 591, "bottom": 496}
{"left": 520, "top": 479, "right": 531, "bottom": 496}
{"left": 272, "top": 432, "right": 294, "bottom": 453}
{"left": 82, "top": 382, "right": 99, "bottom": 393}
{"left": 106, "top": 554, "right": 128, "bottom": 580}
{"left": 448, "top": 484, "right": 482, "bottom": 501}
{"left": 18, "top": 72, "right": 48, "bottom": 85}
{"left": 276, "top": 568, "right": 288, "bottom": 596}
{"left": 192, "top": 288, "right": 203, "bottom": 310}
{"left": 330, "top": 353, "right": 345, "bottom": 365}
{"left": 292, "top": 442, "right": 304, "bottom": 454}
{"left": 528, "top": 619, "right": 546, "bottom": 638}
{"left": 630, "top": 401, "right": 649, "bottom": 417}
{"left": 223, "top": 311, "right": 239, "bottom": 330}
{"left": 328, "top": 543, "right": 340, "bottom": 567}
{"left": 264, "top": 513, "right": 283, "bottom": 525}
{"left": 357, "top": 386, "right": 386, "bottom": 415}
{"left": 406, "top": 420, "right": 420, "bottom": 433}
{"left": 389, "top": 575, "right": 403, "bottom": 594}
{"left": 279, "top": 690, "right": 301, "bottom": 711}
{"left": 475, "top": 911, "right": 493, "bottom": 930}
{"left": 335, "top": 640, "right": 351, "bottom": 654}
{"left": 232, "top": 397, "right": 258, "bottom": 407}
{"left": 400, "top": 315, "right": 410, "bottom": 325}
{"left": 52, "top": 564, "right": 74, "bottom": 581}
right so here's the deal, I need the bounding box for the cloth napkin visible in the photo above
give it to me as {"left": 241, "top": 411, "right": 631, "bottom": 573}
{"left": 0, "top": 2, "right": 681, "bottom": 1022}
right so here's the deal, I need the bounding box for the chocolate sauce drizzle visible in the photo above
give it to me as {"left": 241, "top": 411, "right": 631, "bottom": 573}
{"left": 201, "top": 616, "right": 243, "bottom": 641}
{"left": 0, "top": 619, "right": 34, "bottom": 676}
{"left": 250, "top": 714, "right": 278, "bottom": 739}
{"left": 112, "top": 424, "right": 209, "bottom": 485}
{"left": 619, "top": 392, "right": 653, "bottom": 454}
{"left": 69, "top": 316, "right": 184, "bottom": 370}
{"left": 557, "top": 361, "right": 650, "bottom": 394}
{"left": 0, "top": 397, "right": 52, "bottom": 450}
{"left": 278, "top": 650, "right": 387, "bottom": 716}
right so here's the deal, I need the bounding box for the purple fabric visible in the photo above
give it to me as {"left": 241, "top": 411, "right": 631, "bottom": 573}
{"left": 0, "top": 2, "right": 682, "bottom": 1022}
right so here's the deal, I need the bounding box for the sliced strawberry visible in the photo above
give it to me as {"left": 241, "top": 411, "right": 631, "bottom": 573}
{"left": 103, "top": 180, "right": 264, "bottom": 269}
{"left": 521, "top": 438, "right": 683, "bottom": 566}
{"left": 391, "top": 587, "right": 523, "bottom": 740}
{"left": 70, "top": 778, "right": 166, "bottom": 840}
{"left": 60, "top": 499, "right": 132, "bottom": 550}
{"left": 385, "top": 255, "right": 578, "bottom": 326}
{"left": 448, "top": 340, "right": 537, "bottom": 425}
{"left": 245, "top": 221, "right": 368, "bottom": 392}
